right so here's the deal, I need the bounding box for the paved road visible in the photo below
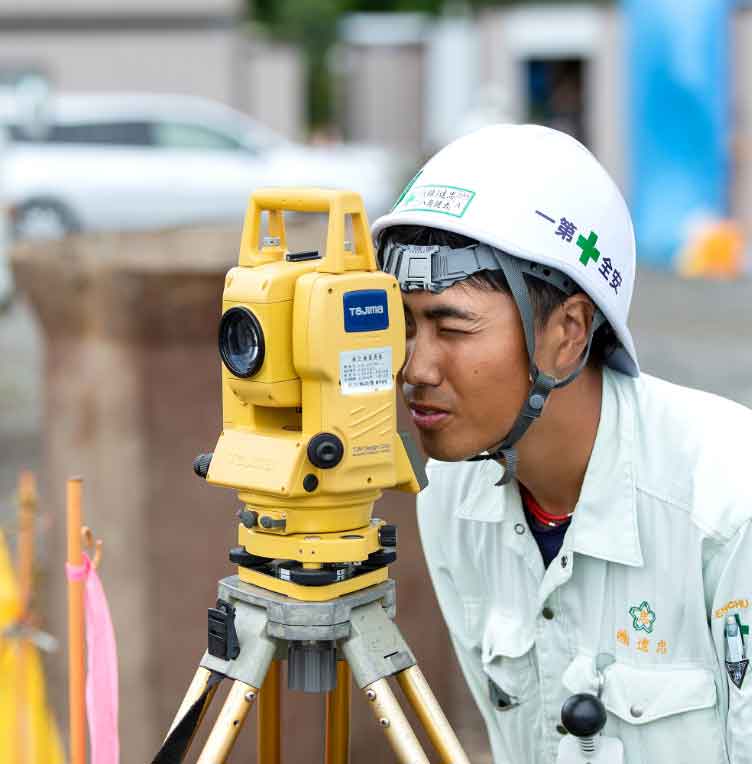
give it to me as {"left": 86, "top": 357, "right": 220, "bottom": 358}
{"left": 630, "top": 268, "right": 752, "bottom": 407}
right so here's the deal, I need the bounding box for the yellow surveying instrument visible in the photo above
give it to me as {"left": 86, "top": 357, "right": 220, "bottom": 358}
{"left": 151, "top": 189, "right": 471, "bottom": 764}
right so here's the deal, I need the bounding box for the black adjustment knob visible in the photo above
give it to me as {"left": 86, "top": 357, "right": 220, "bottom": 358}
{"left": 303, "top": 474, "right": 319, "bottom": 493}
{"left": 236, "top": 509, "right": 258, "bottom": 528}
{"left": 378, "top": 524, "right": 397, "bottom": 548}
{"left": 193, "top": 452, "right": 213, "bottom": 479}
{"left": 561, "top": 693, "right": 607, "bottom": 738}
{"left": 307, "top": 433, "right": 344, "bottom": 469}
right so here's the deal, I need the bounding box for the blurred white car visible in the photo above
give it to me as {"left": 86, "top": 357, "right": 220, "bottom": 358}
{"left": 0, "top": 92, "right": 405, "bottom": 240}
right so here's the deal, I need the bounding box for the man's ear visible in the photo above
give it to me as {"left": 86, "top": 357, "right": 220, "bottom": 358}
{"left": 535, "top": 294, "right": 595, "bottom": 379}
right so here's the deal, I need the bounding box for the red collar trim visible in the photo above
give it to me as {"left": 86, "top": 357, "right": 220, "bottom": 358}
{"left": 519, "top": 484, "right": 573, "bottom": 528}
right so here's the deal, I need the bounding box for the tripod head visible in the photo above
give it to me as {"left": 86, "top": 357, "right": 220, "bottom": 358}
{"left": 195, "top": 188, "right": 426, "bottom": 600}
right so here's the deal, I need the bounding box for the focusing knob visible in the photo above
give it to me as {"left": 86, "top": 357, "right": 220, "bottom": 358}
{"left": 378, "top": 524, "right": 397, "bottom": 548}
{"left": 193, "top": 452, "right": 213, "bottom": 479}
{"left": 561, "top": 693, "right": 607, "bottom": 738}
{"left": 307, "top": 433, "right": 344, "bottom": 469}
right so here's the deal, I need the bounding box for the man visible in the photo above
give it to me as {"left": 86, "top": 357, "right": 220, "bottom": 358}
{"left": 371, "top": 125, "right": 752, "bottom": 763}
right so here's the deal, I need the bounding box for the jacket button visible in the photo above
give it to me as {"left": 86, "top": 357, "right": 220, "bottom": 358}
{"left": 542, "top": 607, "right": 554, "bottom": 620}
{"left": 514, "top": 523, "right": 526, "bottom": 535}
{"left": 630, "top": 705, "right": 644, "bottom": 718}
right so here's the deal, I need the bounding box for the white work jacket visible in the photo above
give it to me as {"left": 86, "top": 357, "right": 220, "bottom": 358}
{"left": 417, "top": 367, "right": 752, "bottom": 764}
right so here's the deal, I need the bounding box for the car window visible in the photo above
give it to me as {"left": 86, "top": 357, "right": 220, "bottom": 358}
{"left": 152, "top": 122, "right": 246, "bottom": 151}
{"left": 9, "top": 121, "right": 152, "bottom": 146}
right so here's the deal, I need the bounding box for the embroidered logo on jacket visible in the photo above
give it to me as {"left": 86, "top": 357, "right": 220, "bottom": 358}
{"left": 629, "top": 601, "right": 656, "bottom": 633}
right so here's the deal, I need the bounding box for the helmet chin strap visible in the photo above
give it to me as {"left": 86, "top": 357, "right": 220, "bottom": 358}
{"left": 377, "top": 239, "right": 605, "bottom": 486}
{"left": 466, "top": 252, "right": 605, "bottom": 486}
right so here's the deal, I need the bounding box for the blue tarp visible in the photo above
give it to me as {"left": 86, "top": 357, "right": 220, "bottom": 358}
{"left": 625, "top": 0, "right": 731, "bottom": 266}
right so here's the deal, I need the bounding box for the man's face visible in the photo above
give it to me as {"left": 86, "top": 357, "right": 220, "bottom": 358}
{"left": 401, "top": 282, "right": 529, "bottom": 461}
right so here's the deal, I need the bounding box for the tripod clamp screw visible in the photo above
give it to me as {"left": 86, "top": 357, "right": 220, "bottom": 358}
{"left": 379, "top": 718, "right": 391, "bottom": 728}
{"left": 244, "top": 690, "right": 256, "bottom": 703}
{"left": 366, "top": 689, "right": 377, "bottom": 701}
{"left": 207, "top": 599, "right": 241, "bottom": 660}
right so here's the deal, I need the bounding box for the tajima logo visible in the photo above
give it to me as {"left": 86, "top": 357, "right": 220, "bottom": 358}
{"left": 349, "top": 305, "right": 384, "bottom": 317}
{"left": 343, "top": 289, "right": 389, "bottom": 333}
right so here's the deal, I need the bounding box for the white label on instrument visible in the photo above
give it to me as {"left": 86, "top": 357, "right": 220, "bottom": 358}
{"left": 340, "top": 347, "right": 393, "bottom": 395}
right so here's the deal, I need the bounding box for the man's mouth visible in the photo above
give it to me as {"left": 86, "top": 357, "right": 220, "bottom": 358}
{"left": 408, "top": 402, "right": 451, "bottom": 430}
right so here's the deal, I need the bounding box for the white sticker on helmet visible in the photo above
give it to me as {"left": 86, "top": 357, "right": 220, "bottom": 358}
{"left": 394, "top": 184, "right": 476, "bottom": 218}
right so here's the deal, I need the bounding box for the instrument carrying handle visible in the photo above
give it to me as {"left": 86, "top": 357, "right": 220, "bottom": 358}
{"left": 239, "top": 188, "right": 378, "bottom": 274}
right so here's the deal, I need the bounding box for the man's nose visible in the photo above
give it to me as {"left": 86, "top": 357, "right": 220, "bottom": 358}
{"left": 403, "top": 336, "right": 442, "bottom": 387}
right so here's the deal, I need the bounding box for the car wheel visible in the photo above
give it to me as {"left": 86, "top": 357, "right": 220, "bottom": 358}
{"left": 12, "top": 199, "right": 80, "bottom": 241}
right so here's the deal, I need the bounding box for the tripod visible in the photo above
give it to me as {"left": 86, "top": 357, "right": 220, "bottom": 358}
{"left": 154, "top": 575, "right": 470, "bottom": 764}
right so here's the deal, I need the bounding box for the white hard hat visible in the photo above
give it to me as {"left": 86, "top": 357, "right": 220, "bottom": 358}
{"left": 372, "top": 123, "right": 639, "bottom": 378}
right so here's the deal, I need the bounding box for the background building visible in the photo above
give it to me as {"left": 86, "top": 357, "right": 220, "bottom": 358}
{"left": 0, "top": 0, "right": 304, "bottom": 139}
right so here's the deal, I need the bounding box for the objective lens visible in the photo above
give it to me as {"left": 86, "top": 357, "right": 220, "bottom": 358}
{"left": 219, "top": 307, "right": 265, "bottom": 378}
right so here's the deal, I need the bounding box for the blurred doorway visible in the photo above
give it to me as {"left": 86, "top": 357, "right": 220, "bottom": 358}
{"left": 526, "top": 58, "right": 587, "bottom": 146}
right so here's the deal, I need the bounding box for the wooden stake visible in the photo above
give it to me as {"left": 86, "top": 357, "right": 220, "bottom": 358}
{"left": 66, "top": 478, "right": 86, "bottom": 764}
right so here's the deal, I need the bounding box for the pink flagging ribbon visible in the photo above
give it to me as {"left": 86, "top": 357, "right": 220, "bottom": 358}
{"left": 66, "top": 553, "right": 120, "bottom": 764}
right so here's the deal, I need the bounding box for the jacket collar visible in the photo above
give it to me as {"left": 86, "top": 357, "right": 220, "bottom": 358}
{"left": 454, "top": 367, "right": 643, "bottom": 567}
{"left": 567, "top": 367, "right": 643, "bottom": 567}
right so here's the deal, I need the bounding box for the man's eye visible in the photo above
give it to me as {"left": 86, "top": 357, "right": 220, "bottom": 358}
{"left": 438, "top": 326, "right": 468, "bottom": 334}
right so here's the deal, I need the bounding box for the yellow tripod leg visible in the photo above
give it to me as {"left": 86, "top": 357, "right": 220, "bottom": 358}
{"left": 396, "top": 665, "right": 470, "bottom": 764}
{"left": 197, "top": 680, "right": 259, "bottom": 763}
{"left": 325, "top": 661, "right": 351, "bottom": 764}
{"left": 257, "top": 660, "right": 281, "bottom": 764}
{"left": 362, "top": 678, "right": 430, "bottom": 764}
{"left": 164, "top": 667, "right": 218, "bottom": 743}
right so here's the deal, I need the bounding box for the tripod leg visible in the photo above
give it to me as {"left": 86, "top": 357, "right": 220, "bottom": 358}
{"left": 196, "top": 680, "right": 259, "bottom": 764}
{"left": 396, "top": 666, "right": 470, "bottom": 764}
{"left": 257, "top": 660, "right": 281, "bottom": 764}
{"left": 165, "top": 667, "right": 218, "bottom": 742}
{"left": 325, "top": 661, "right": 351, "bottom": 764}
{"left": 362, "top": 678, "right": 430, "bottom": 764}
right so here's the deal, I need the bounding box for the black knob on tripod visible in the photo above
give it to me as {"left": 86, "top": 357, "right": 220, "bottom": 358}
{"left": 561, "top": 693, "right": 607, "bottom": 738}
{"left": 193, "top": 452, "right": 213, "bottom": 479}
